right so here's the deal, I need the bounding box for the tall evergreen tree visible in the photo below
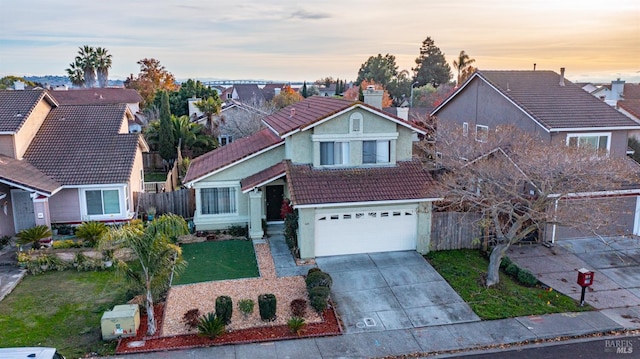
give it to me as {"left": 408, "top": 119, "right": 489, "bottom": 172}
{"left": 158, "top": 91, "right": 176, "bottom": 163}
{"left": 412, "top": 36, "right": 452, "bottom": 88}
{"left": 302, "top": 81, "right": 308, "bottom": 98}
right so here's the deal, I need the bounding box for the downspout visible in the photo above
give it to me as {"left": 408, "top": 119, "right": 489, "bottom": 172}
{"left": 551, "top": 198, "right": 559, "bottom": 244}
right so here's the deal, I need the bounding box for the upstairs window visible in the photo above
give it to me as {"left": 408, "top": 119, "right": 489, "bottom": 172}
{"left": 350, "top": 112, "right": 363, "bottom": 133}
{"left": 475, "top": 125, "right": 488, "bottom": 142}
{"left": 320, "top": 142, "right": 350, "bottom": 165}
{"left": 463, "top": 122, "right": 469, "bottom": 136}
{"left": 567, "top": 133, "right": 610, "bottom": 153}
{"left": 363, "top": 140, "right": 390, "bottom": 164}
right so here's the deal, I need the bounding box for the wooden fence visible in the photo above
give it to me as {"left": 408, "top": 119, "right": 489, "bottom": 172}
{"left": 135, "top": 188, "right": 195, "bottom": 218}
{"left": 430, "top": 212, "right": 484, "bottom": 251}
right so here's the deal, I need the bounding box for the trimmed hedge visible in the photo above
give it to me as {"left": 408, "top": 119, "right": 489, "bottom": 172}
{"left": 258, "top": 293, "right": 277, "bottom": 321}
{"left": 215, "top": 295, "right": 233, "bottom": 325}
{"left": 517, "top": 268, "right": 539, "bottom": 287}
{"left": 305, "top": 271, "right": 333, "bottom": 290}
{"left": 309, "top": 286, "right": 330, "bottom": 313}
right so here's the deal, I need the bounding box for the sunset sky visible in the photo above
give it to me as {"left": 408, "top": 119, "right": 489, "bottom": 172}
{"left": 1, "top": 0, "right": 638, "bottom": 83}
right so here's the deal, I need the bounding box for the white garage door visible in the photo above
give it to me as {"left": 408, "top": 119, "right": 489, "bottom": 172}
{"left": 315, "top": 208, "right": 417, "bottom": 257}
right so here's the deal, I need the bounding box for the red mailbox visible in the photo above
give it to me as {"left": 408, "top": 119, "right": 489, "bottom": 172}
{"left": 577, "top": 268, "right": 594, "bottom": 287}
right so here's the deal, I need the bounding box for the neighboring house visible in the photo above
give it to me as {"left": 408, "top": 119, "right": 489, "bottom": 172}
{"left": 431, "top": 68, "right": 640, "bottom": 240}
{"left": 261, "top": 83, "right": 287, "bottom": 102}
{"left": 230, "top": 84, "right": 266, "bottom": 107}
{"left": 0, "top": 89, "right": 148, "bottom": 236}
{"left": 50, "top": 87, "right": 144, "bottom": 133}
{"left": 619, "top": 100, "right": 640, "bottom": 139}
{"left": 188, "top": 99, "right": 269, "bottom": 145}
{"left": 184, "top": 94, "right": 438, "bottom": 258}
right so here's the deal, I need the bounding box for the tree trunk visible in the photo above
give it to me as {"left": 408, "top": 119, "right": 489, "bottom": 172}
{"left": 146, "top": 288, "right": 156, "bottom": 336}
{"left": 486, "top": 243, "right": 509, "bottom": 287}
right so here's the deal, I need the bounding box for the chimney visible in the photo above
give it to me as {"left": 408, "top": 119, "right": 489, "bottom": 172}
{"left": 290, "top": 108, "right": 296, "bottom": 118}
{"left": 611, "top": 78, "right": 625, "bottom": 101}
{"left": 363, "top": 85, "right": 384, "bottom": 109}
{"left": 559, "top": 68, "right": 565, "bottom": 87}
{"left": 533, "top": 63, "right": 536, "bottom": 71}
{"left": 13, "top": 81, "right": 25, "bottom": 90}
{"left": 396, "top": 107, "right": 409, "bottom": 121}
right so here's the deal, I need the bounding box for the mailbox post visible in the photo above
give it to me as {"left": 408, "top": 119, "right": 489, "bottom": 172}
{"left": 577, "top": 268, "right": 594, "bottom": 306}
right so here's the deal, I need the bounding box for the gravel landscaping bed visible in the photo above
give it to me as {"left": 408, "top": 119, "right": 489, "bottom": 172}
{"left": 162, "top": 241, "right": 321, "bottom": 336}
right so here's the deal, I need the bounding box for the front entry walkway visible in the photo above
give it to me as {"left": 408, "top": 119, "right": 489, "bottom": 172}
{"left": 316, "top": 251, "right": 481, "bottom": 333}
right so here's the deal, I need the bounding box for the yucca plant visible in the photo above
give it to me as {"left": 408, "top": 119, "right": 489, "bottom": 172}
{"left": 238, "top": 299, "right": 255, "bottom": 318}
{"left": 197, "top": 312, "right": 226, "bottom": 339}
{"left": 287, "top": 316, "right": 306, "bottom": 335}
{"left": 16, "top": 225, "right": 52, "bottom": 249}
{"left": 75, "top": 221, "right": 108, "bottom": 247}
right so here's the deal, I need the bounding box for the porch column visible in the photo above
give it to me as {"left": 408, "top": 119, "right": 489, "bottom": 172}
{"left": 248, "top": 190, "right": 264, "bottom": 239}
{"left": 33, "top": 196, "right": 51, "bottom": 228}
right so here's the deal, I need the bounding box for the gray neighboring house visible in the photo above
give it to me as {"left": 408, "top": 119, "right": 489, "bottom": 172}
{"left": 431, "top": 69, "right": 640, "bottom": 241}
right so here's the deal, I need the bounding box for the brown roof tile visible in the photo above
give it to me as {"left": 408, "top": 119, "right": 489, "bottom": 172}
{"left": 285, "top": 160, "right": 439, "bottom": 206}
{"left": 184, "top": 128, "right": 283, "bottom": 183}
{"left": 0, "top": 89, "right": 57, "bottom": 132}
{"left": 0, "top": 155, "right": 60, "bottom": 195}
{"left": 49, "top": 88, "right": 142, "bottom": 106}
{"left": 620, "top": 100, "right": 640, "bottom": 120}
{"left": 623, "top": 84, "right": 640, "bottom": 100}
{"left": 240, "top": 162, "right": 286, "bottom": 192}
{"left": 263, "top": 96, "right": 354, "bottom": 136}
{"left": 472, "top": 70, "right": 639, "bottom": 130}
{"left": 23, "top": 104, "right": 140, "bottom": 185}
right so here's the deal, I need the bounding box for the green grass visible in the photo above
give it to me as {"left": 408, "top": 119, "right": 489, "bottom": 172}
{"left": 0, "top": 270, "right": 129, "bottom": 358}
{"left": 173, "top": 240, "right": 259, "bottom": 285}
{"left": 144, "top": 171, "right": 167, "bottom": 182}
{"left": 425, "top": 249, "right": 592, "bottom": 320}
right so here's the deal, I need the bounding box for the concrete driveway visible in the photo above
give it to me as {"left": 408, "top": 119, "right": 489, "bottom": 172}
{"left": 508, "top": 236, "right": 640, "bottom": 310}
{"left": 316, "top": 251, "right": 480, "bottom": 334}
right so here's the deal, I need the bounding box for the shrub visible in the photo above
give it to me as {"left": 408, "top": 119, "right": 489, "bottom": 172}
{"left": 56, "top": 224, "right": 73, "bottom": 235}
{"left": 308, "top": 286, "right": 330, "bottom": 313}
{"left": 290, "top": 298, "right": 307, "bottom": 317}
{"left": 505, "top": 263, "right": 520, "bottom": 277}
{"left": 284, "top": 211, "right": 299, "bottom": 257}
{"left": 215, "top": 295, "right": 233, "bottom": 325}
{"left": 73, "top": 252, "right": 99, "bottom": 272}
{"left": 307, "top": 267, "right": 321, "bottom": 276}
{"left": 227, "top": 225, "right": 248, "bottom": 238}
{"left": 517, "top": 269, "right": 539, "bottom": 287}
{"left": 75, "top": 221, "right": 108, "bottom": 247}
{"left": 238, "top": 299, "right": 255, "bottom": 317}
{"left": 182, "top": 308, "right": 201, "bottom": 329}
{"left": 197, "top": 312, "right": 226, "bottom": 339}
{"left": 52, "top": 239, "right": 82, "bottom": 249}
{"left": 16, "top": 225, "right": 52, "bottom": 248}
{"left": 258, "top": 293, "right": 277, "bottom": 321}
{"left": 287, "top": 316, "right": 305, "bottom": 335}
{"left": 0, "top": 235, "right": 10, "bottom": 249}
{"left": 500, "top": 256, "right": 512, "bottom": 270}
{"left": 305, "top": 271, "right": 333, "bottom": 290}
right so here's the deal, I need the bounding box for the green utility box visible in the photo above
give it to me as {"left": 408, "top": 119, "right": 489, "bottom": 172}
{"left": 101, "top": 304, "right": 140, "bottom": 340}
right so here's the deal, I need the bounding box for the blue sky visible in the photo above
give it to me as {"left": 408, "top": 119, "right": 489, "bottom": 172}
{"left": 1, "top": 0, "right": 638, "bottom": 83}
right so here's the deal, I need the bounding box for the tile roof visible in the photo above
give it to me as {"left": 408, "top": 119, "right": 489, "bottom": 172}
{"left": 184, "top": 128, "right": 283, "bottom": 183}
{"left": 233, "top": 84, "right": 265, "bottom": 104}
{"left": 0, "top": 155, "right": 60, "bottom": 195}
{"left": 285, "top": 160, "right": 440, "bottom": 206}
{"left": 240, "top": 162, "right": 286, "bottom": 192}
{"left": 619, "top": 100, "right": 640, "bottom": 120}
{"left": 0, "top": 89, "right": 57, "bottom": 132}
{"left": 467, "top": 70, "right": 640, "bottom": 130}
{"left": 261, "top": 83, "right": 287, "bottom": 102}
{"left": 23, "top": 104, "right": 140, "bottom": 185}
{"left": 623, "top": 84, "right": 640, "bottom": 100}
{"left": 262, "top": 96, "right": 355, "bottom": 136}
{"left": 49, "top": 88, "right": 143, "bottom": 106}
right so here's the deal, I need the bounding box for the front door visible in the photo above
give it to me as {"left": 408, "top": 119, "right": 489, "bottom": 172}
{"left": 11, "top": 190, "right": 36, "bottom": 232}
{"left": 265, "top": 185, "right": 284, "bottom": 222}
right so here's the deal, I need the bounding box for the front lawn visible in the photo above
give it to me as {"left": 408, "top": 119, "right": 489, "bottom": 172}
{"left": 0, "top": 270, "right": 128, "bottom": 358}
{"left": 173, "top": 240, "right": 259, "bottom": 285}
{"left": 425, "top": 249, "right": 592, "bottom": 319}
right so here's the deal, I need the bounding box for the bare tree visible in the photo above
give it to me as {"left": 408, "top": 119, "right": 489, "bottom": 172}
{"left": 421, "top": 123, "right": 638, "bottom": 287}
{"left": 219, "top": 102, "right": 276, "bottom": 140}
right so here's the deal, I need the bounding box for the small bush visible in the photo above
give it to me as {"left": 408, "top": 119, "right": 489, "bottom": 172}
{"left": 75, "top": 221, "right": 108, "bottom": 247}
{"left": 52, "top": 239, "right": 82, "bottom": 249}
{"left": 73, "top": 252, "right": 99, "bottom": 272}
{"left": 238, "top": 299, "right": 255, "bottom": 317}
{"left": 307, "top": 267, "right": 321, "bottom": 276}
{"left": 0, "top": 235, "right": 10, "bottom": 249}
{"left": 258, "top": 293, "right": 277, "bottom": 321}
{"left": 287, "top": 316, "right": 305, "bottom": 335}
{"left": 197, "top": 312, "right": 226, "bottom": 338}
{"left": 17, "top": 225, "right": 52, "bottom": 248}
{"left": 500, "top": 256, "right": 512, "bottom": 270}
{"left": 182, "top": 308, "right": 201, "bottom": 329}
{"left": 505, "top": 263, "right": 520, "bottom": 277}
{"left": 308, "top": 286, "right": 330, "bottom": 314}
{"left": 517, "top": 269, "right": 539, "bottom": 287}
{"left": 290, "top": 298, "right": 307, "bottom": 317}
{"left": 227, "top": 225, "right": 248, "bottom": 238}
{"left": 305, "top": 271, "right": 333, "bottom": 290}
{"left": 215, "top": 295, "right": 233, "bottom": 325}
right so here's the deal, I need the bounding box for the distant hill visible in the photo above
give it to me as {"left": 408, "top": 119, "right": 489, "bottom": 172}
{"left": 23, "top": 75, "right": 124, "bottom": 88}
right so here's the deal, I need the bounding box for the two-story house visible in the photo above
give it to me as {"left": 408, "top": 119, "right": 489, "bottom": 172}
{"left": 184, "top": 93, "right": 439, "bottom": 258}
{"left": 0, "top": 89, "right": 148, "bottom": 236}
{"left": 431, "top": 69, "right": 640, "bottom": 240}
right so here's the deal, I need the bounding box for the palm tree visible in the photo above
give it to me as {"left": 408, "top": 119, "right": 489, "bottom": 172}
{"left": 102, "top": 214, "right": 188, "bottom": 336}
{"left": 95, "top": 47, "right": 112, "bottom": 88}
{"left": 76, "top": 45, "right": 97, "bottom": 88}
{"left": 194, "top": 96, "right": 222, "bottom": 137}
{"left": 144, "top": 115, "right": 217, "bottom": 158}
{"left": 453, "top": 50, "right": 475, "bottom": 86}
{"left": 66, "top": 59, "right": 85, "bottom": 88}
